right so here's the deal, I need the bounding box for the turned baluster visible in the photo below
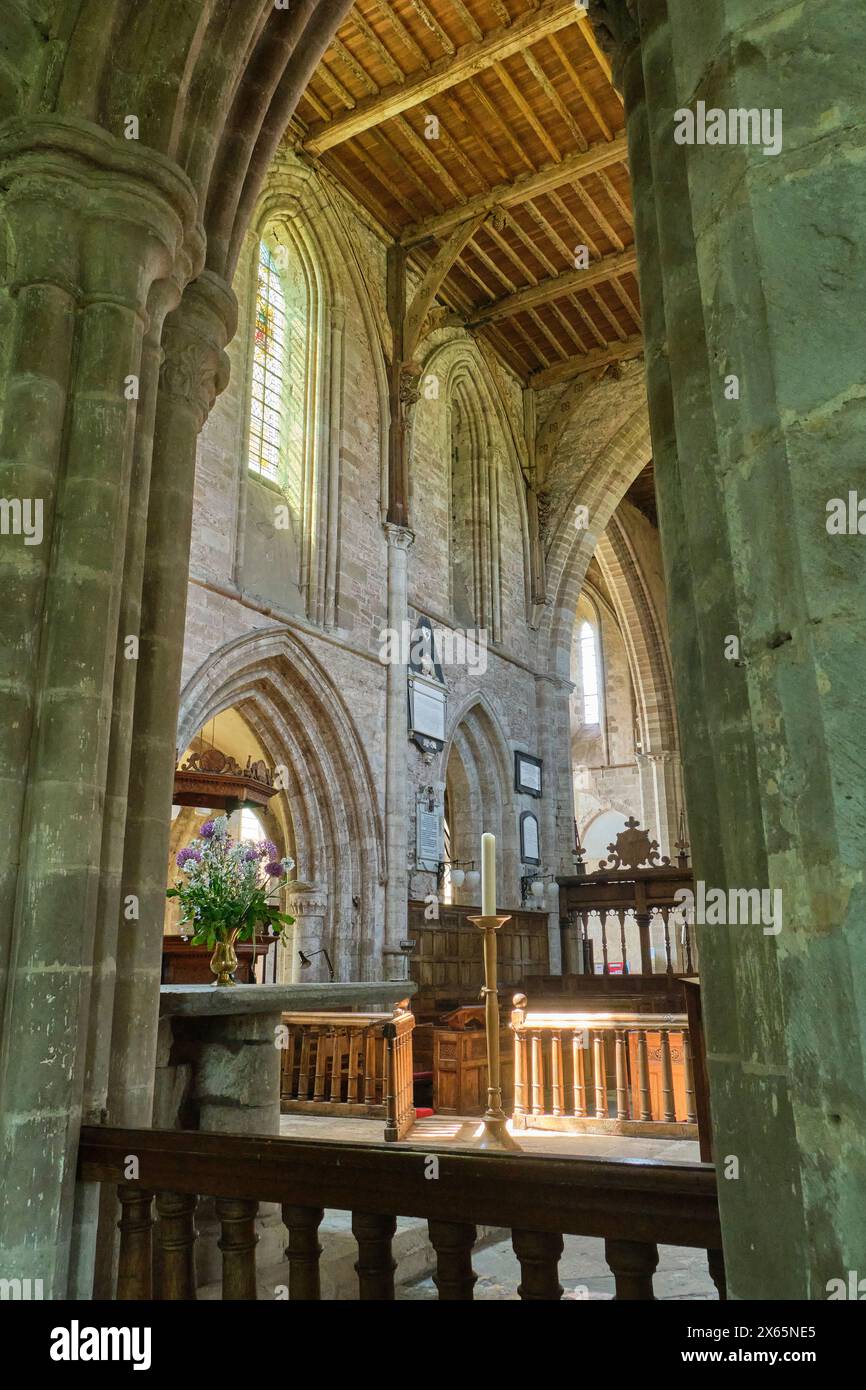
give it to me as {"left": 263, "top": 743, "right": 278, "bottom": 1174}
{"left": 618, "top": 910, "right": 628, "bottom": 971}
{"left": 550, "top": 1031, "right": 564, "bottom": 1117}
{"left": 636, "top": 1028, "right": 652, "bottom": 1121}
{"left": 383, "top": 1021, "right": 397, "bottom": 1142}
{"left": 615, "top": 1029, "right": 628, "bottom": 1120}
{"left": 512, "top": 1019, "right": 527, "bottom": 1120}
{"left": 282, "top": 1205, "right": 324, "bottom": 1300}
{"left": 428, "top": 1221, "right": 477, "bottom": 1300}
{"left": 571, "top": 1029, "right": 587, "bottom": 1117}
{"left": 297, "top": 1032, "right": 312, "bottom": 1100}
{"left": 155, "top": 1192, "right": 197, "bottom": 1300}
{"left": 530, "top": 1030, "right": 543, "bottom": 1115}
{"left": 329, "top": 1030, "right": 344, "bottom": 1104}
{"left": 364, "top": 1029, "right": 377, "bottom": 1104}
{"left": 660, "top": 1028, "right": 676, "bottom": 1122}
{"left": 600, "top": 914, "right": 610, "bottom": 974}
{"left": 707, "top": 1248, "right": 727, "bottom": 1300}
{"left": 347, "top": 1030, "right": 361, "bottom": 1104}
{"left": 683, "top": 1029, "right": 697, "bottom": 1123}
{"left": 352, "top": 1212, "right": 397, "bottom": 1299}
{"left": 313, "top": 1028, "right": 329, "bottom": 1102}
{"left": 683, "top": 915, "right": 694, "bottom": 973}
{"left": 216, "top": 1197, "right": 259, "bottom": 1300}
{"left": 512, "top": 1230, "right": 564, "bottom": 1301}
{"left": 605, "top": 1239, "right": 658, "bottom": 1299}
{"left": 116, "top": 1187, "right": 153, "bottom": 1300}
{"left": 592, "top": 1030, "right": 606, "bottom": 1117}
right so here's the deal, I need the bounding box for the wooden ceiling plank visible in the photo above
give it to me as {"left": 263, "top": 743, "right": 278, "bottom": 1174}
{"left": 460, "top": 239, "right": 520, "bottom": 295}
{"left": 331, "top": 36, "right": 379, "bottom": 96}
{"left": 548, "top": 300, "right": 591, "bottom": 354}
{"left": 376, "top": 127, "right": 448, "bottom": 212}
{"left": 492, "top": 59, "right": 561, "bottom": 163}
{"left": 484, "top": 219, "right": 541, "bottom": 287}
{"left": 440, "top": 91, "right": 510, "bottom": 183}
{"left": 323, "top": 149, "right": 401, "bottom": 230}
{"left": 546, "top": 187, "right": 602, "bottom": 260}
{"left": 315, "top": 61, "right": 357, "bottom": 112}
{"left": 349, "top": 141, "right": 420, "bottom": 219}
{"left": 351, "top": 10, "right": 408, "bottom": 87}
{"left": 527, "top": 305, "right": 573, "bottom": 360}
{"left": 608, "top": 274, "right": 642, "bottom": 331}
{"left": 571, "top": 178, "right": 625, "bottom": 251}
{"left": 531, "top": 333, "right": 644, "bottom": 388}
{"left": 371, "top": 0, "right": 431, "bottom": 70}
{"left": 401, "top": 134, "right": 626, "bottom": 246}
{"left": 408, "top": 0, "right": 456, "bottom": 56}
{"left": 304, "top": 1, "right": 580, "bottom": 155}
{"left": 451, "top": 0, "right": 484, "bottom": 43}
{"left": 465, "top": 76, "right": 536, "bottom": 174}
{"left": 597, "top": 169, "right": 633, "bottom": 226}
{"left": 548, "top": 33, "right": 613, "bottom": 142}
{"left": 395, "top": 114, "right": 465, "bottom": 200}
{"left": 577, "top": 14, "right": 622, "bottom": 102}
{"left": 432, "top": 118, "right": 493, "bottom": 195}
{"left": 303, "top": 85, "right": 332, "bottom": 123}
{"left": 521, "top": 48, "right": 589, "bottom": 152}
{"left": 467, "top": 247, "right": 638, "bottom": 324}
{"left": 503, "top": 205, "right": 561, "bottom": 277}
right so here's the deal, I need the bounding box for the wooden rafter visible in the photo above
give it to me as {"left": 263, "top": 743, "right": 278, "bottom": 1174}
{"left": 400, "top": 135, "right": 627, "bottom": 246}
{"left": 305, "top": 0, "right": 580, "bottom": 155}
{"left": 466, "top": 248, "right": 638, "bottom": 326}
{"left": 404, "top": 214, "right": 487, "bottom": 358}
{"left": 530, "top": 334, "right": 644, "bottom": 388}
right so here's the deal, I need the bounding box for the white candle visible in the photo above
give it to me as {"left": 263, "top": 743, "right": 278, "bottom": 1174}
{"left": 481, "top": 832, "right": 496, "bottom": 916}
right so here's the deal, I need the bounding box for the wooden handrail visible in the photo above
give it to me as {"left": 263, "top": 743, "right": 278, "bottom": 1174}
{"left": 512, "top": 1010, "right": 689, "bottom": 1030}
{"left": 77, "top": 1124, "right": 721, "bottom": 1250}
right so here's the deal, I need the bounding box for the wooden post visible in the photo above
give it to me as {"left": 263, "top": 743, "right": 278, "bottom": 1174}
{"left": 216, "top": 1197, "right": 259, "bottom": 1300}
{"left": 572, "top": 1029, "right": 587, "bottom": 1117}
{"left": 660, "top": 1029, "right": 676, "bottom": 1122}
{"left": 615, "top": 1029, "right": 628, "bottom": 1120}
{"left": 353, "top": 1212, "right": 397, "bottom": 1300}
{"left": 428, "top": 1221, "right": 478, "bottom": 1300}
{"left": 605, "top": 1239, "right": 658, "bottom": 1299}
{"left": 512, "top": 1230, "right": 564, "bottom": 1300}
{"left": 155, "top": 1192, "right": 197, "bottom": 1300}
{"left": 282, "top": 1205, "right": 324, "bottom": 1300}
{"left": 116, "top": 1187, "right": 153, "bottom": 1300}
{"left": 592, "top": 1030, "right": 606, "bottom": 1117}
{"left": 636, "top": 1028, "right": 652, "bottom": 1121}
{"left": 683, "top": 1029, "right": 697, "bottom": 1123}
{"left": 551, "top": 1030, "right": 564, "bottom": 1117}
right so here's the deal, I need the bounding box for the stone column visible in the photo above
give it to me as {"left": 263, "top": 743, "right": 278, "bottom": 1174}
{"left": 382, "top": 522, "right": 414, "bottom": 981}
{"left": 636, "top": 748, "right": 681, "bottom": 859}
{"left": 107, "top": 271, "right": 238, "bottom": 1135}
{"left": 0, "top": 117, "right": 199, "bottom": 1296}
{"left": 597, "top": 0, "right": 866, "bottom": 1295}
{"left": 283, "top": 882, "right": 330, "bottom": 983}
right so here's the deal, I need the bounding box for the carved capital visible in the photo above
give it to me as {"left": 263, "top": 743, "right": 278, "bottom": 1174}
{"left": 384, "top": 521, "right": 415, "bottom": 552}
{"left": 285, "top": 881, "right": 329, "bottom": 918}
{"left": 159, "top": 270, "right": 237, "bottom": 428}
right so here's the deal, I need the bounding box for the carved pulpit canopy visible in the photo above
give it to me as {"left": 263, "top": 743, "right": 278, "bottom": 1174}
{"left": 173, "top": 745, "right": 279, "bottom": 812}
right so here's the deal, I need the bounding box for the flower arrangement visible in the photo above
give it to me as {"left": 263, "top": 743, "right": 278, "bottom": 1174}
{"left": 167, "top": 816, "right": 295, "bottom": 982}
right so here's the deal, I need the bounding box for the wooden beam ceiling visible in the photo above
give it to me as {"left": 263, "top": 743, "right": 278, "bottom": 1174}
{"left": 304, "top": 0, "right": 580, "bottom": 155}
{"left": 295, "top": 0, "right": 641, "bottom": 388}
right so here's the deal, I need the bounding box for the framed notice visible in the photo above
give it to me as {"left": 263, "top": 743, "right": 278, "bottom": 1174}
{"left": 416, "top": 804, "right": 444, "bottom": 871}
{"left": 519, "top": 811, "right": 540, "bottom": 866}
{"left": 409, "top": 675, "right": 446, "bottom": 747}
{"left": 514, "top": 751, "right": 543, "bottom": 797}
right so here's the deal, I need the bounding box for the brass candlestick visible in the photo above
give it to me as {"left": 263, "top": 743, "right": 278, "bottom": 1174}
{"left": 467, "top": 914, "right": 521, "bottom": 1151}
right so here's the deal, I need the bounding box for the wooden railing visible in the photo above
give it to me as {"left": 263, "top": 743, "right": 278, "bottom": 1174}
{"left": 511, "top": 999, "right": 697, "bottom": 1138}
{"left": 280, "top": 1008, "right": 415, "bottom": 1141}
{"left": 77, "top": 1125, "right": 725, "bottom": 1301}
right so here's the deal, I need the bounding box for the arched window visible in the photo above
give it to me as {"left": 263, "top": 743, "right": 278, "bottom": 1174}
{"left": 580, "top": 620, "right": 601, "bottom": 725}
{"left": 249, "top": 240, "right": 288, "bottom": 483}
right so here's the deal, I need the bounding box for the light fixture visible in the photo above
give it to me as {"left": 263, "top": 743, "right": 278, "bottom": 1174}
{"left": 298, "top": 948, "right": 335, "bottom": 982}
{"left": 464, "top": 869, "right": 480, "bottom": 894}
{"left": 530, "top": 878, "right": 545, "bottom": 901}
{"left": 450, "top": 867, "right": 465, "bottom": 888}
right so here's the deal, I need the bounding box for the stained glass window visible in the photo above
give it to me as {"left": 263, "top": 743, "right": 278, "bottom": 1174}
{"left": 580, "top": 620, "right": 600, "bottom": 725}
{"left": 249, "top": 241, "right": 287, "bottom": 481}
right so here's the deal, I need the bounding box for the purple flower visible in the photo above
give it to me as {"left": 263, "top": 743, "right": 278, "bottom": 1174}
{"left": 264, "top": 861, "right": 285, "bottom": 878}
{"left": 199, "top": 820, "right": 216, "bottom": 839}
{"left": 244, "top": 847, "right": 260, "bottom": 862}
{"left": 177, "top": 847, "right": 202, "bottom": 868}
{"left": 259, "top": 840, "right": 279, "bottom": 860}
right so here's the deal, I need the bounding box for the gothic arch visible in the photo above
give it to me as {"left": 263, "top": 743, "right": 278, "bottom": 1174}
{"left": 177, "top": 625, "right": 385, "bottom": 978}
{"left": 442, "top": 691, "right": 521, "bottom": 903}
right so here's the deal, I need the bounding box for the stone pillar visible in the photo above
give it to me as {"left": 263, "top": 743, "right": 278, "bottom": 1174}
{"left": 636, "top": 749, "right": 681, "bottom": 858}
{"left": 382, "top": 523, "right": 414, "bottom": 981}
{"left": 283, "top": 882, "right": 330, "bottom": 983}
{"left": 597, "top": 0, "right": 866, "bottom": 1295}
{"left": 0, "top": 117, "right": 200, "bottom": 1296}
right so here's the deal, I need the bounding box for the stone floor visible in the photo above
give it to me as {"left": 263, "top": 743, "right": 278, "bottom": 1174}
{"left": 264, "top": 1112, "right": 717, "bottom": 1300}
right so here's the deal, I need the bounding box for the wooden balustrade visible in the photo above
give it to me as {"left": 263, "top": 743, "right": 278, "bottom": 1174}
{"left": 77, "top": 1125, "right": 725, "bottom": 1302}
{"left": 280, "top": 1008, "right": 415, "bottom": 1141}
{"left": 511, "top": 1001, "right": 697, "bottom": 1138}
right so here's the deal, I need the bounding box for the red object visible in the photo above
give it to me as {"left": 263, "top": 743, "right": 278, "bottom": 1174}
{"left": 413, "top": 1108, "right": 435, "bottom": 1120}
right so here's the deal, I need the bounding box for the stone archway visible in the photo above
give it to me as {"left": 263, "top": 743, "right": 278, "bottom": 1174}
{"left": 177, "top": 626, "right": 385, "bottom": 981}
